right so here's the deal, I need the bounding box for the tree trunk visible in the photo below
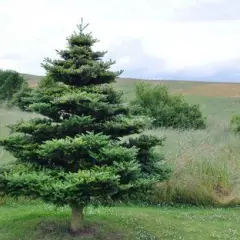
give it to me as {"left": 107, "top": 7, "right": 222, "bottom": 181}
{"left": 69, "top": 205, "right": 84, "bottom": 235}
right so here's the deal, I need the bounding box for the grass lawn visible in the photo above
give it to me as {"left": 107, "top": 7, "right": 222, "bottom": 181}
{"left": 1, "top": 201, "right": 240, "bottom": 240}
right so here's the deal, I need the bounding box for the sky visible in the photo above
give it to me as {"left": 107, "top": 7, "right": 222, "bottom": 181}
{"left": 0, "top": 0, "right": 240, "bottom": 82}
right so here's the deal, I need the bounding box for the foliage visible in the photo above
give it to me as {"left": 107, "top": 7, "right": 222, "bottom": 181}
{"left": 38, "top": 74, "right": 57, "bottom": 88}
{"left": 8, "top": 82, "right": 32, "bottom": 109}
{"left": 131, "top": 82, "right": 206, "bottom": 129}
{"left": 119, "top": 134, "right": 172, "bottom": 203}
{"left": 0, "top": 69, "right": 27, "bottom": 102}
{"left": 0, "top": 20, "right": 170, "bottom": 234}
{"left": 122, "top": 134, "right": 170, "bottom": 179}
{"left": 230, "top": 114, "right": 240, "bottom": 133}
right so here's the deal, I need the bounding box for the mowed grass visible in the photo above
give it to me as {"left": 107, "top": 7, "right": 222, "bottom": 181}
{"left": 2, "top": 77, "right": 240, "bottom": 239}
{"left": 1, "top": 200, "right": 240, "bottom": 240}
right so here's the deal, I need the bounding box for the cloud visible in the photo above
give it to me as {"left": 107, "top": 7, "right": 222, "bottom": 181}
{"left": 107, "top": 38, "right": 166, "bottom": 78}
{"left": 0, "top": 0, "right": 240, "bottom": 81}
{"left": 0, "top": 54, "right": 22, "bottom": 61}
{"left": 174, "top": 0, "right": 240, "bottom": 21}
{"left": 135, "top": 59, "right": 240, "bottom": 82}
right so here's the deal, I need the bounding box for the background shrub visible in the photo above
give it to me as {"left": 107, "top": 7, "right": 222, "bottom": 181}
{"left": 0, "top": 69, "right": 27, "bottom": 103}
{"left": 130, "top": 82, "right": 206, "bottom": 129}
{"left": 38, "top": 74, "right": 57, "bottom": 88}
{"left": 230, "top": 114, "right": 240, "bottom": 133}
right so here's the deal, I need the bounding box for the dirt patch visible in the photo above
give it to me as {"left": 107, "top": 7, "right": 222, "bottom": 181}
{"left": 175, "top": 83, "right": 240, "bottom": 97}
{"left": 35, "top": 220, "right": 124, "bottom": 239}
{"left": 36, "top": 220, "right": 98, "bottom": 237}
{"left": 69, "top": 226, "right": 97, "bottom": 237}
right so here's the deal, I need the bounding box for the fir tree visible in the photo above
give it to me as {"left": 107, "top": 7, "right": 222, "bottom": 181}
{"left": 0, "top": 19, "right": 170, "bottom": 235}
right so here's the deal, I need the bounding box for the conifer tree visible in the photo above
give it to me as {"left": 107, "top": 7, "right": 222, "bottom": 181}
{"left": 0, "top": 19, "right": 170, "bottom": 235}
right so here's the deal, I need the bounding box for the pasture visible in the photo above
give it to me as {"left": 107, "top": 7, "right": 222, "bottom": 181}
{"left": 1, "top": 77, "right": 240, "bottom": 239}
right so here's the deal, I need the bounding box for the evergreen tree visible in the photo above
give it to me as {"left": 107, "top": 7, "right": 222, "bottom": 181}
{"left": 0, "top": 19, "right": 170, "bottom": 235}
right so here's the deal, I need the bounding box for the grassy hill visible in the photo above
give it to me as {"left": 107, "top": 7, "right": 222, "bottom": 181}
{"left": 22, "top": 73, "right": 240, "bottom": 99}
{"left": 21, "top": 73, "right": 43, "bottom": 87}
{"left": 1, "top": 74, "right": 240, "bottom": 239}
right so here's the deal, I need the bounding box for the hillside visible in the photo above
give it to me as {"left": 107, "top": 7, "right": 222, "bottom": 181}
{"left": 21, "top": 73, "right": 43, "bottom": 88}
{"left": 21, "top": 73, "right": 240, "bottom": 99}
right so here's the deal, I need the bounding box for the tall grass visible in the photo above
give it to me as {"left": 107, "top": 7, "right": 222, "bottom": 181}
{"left": 146, "top": 116, "right": 240, "bottom": 206}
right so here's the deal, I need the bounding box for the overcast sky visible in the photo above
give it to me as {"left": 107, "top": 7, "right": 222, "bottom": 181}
{"left": 0, "top": 0, "right": 240, "bottom": 82}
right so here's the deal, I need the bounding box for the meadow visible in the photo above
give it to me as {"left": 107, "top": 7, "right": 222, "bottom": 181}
{"left": 1, "top": 77, "right": 240, "bottom": 239}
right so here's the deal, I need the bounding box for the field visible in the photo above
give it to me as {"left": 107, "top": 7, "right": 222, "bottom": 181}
{"left": 1, "top": 76, "right": 240, "bottom": 239}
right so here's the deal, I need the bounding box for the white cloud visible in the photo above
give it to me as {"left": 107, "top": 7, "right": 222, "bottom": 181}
{"left": 174, "top": 0, "right": 240, "bottom": 21}
{"left": 0, "top": 0, "right": 240, "bottom": 81}
{"left": 143, "top": 21, "right": 240, "bottom": 69}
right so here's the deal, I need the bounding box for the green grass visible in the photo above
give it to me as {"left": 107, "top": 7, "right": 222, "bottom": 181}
{"left": 184, "top": 95, "right": 240, "bottom": 121}
{"left": 1, "top": 201, "right": 240, "bottom": 240}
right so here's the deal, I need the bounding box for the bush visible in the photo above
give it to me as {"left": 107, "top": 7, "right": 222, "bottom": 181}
{"left": 131, "top": 82, "right": 206, "bottom": 129}
{"left": 230, "top": 114, "right": 240, "bottom": 133}
{"left": 0, "top": 69, "right": 27, "bottom": 102}
{"left": 122, "top": 135, "right": 170, "bottom": 176}
{"left": 120, "top": 134, "right": 172, "bottom": 204}
{"left": 9, "top": 83, "right": 32, "bottom": 110}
